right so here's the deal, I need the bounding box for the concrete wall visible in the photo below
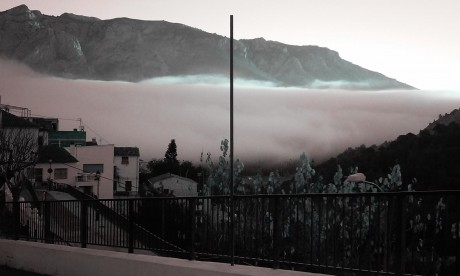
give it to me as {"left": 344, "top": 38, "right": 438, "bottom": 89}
{"left": 34, "top": 162, "right": 80, "bottom": 186}
{"left": 0, "top": 240, "right": 325, "bottom": 276}
{"left": 67, "top": 144, "right": 115, "bottom": 199}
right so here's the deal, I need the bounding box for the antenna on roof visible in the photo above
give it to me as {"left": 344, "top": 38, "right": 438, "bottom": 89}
{"left": 78, "top": 118, "right": 84, "bottom": 131}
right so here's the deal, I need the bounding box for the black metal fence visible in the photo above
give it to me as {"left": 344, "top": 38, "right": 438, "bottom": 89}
{"left": 1, "top": 191, "right": 460, "bottom": 275}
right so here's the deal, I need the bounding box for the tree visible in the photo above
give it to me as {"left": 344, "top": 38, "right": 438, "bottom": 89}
{"left": 203, "top": 139, "right": 244, "bottom": 195}
{"left": 165, "top": 139, "right": 178, "bottom": 163}
{"left": 164, "top": 139, "right": 179, "bottom": 173}
{"left": 0, "top": 111, "right": 40, "bottom": 236}
{"left": 0, "top": 112, "right": 39, "bottom": 204}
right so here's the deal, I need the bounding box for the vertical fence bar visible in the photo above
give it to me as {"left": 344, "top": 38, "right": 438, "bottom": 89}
{"left": 456, "top": 220, "right": 460, "bottom": 275}
{"left": 189, "top": 198, "right": 196, "bottom": 260}
{"left": 44, "top": 201, "right": 51, "bottom": 244}
{"left": 394, "top": 193, "right": 407, "bottom": 275}
{"left": 80, "top": 200, "right": 87, "bottom": 248}
{"left": 128, "top": 199, "right": 134, "bottom": 253}
{"left": 318, "top": 196, "right": 322, "bottom": 267}
{"left": 13, "top": 201, "right": 20, "bottom": 240}
{"left": 161, "top": 199, "right": 165, "bottom": 240}
{"left": 272, "top": 196, "right": 281, "bottom": 269}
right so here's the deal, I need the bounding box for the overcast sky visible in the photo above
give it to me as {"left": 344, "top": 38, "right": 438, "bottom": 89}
{"left": 1, "top": 0, "right": 460, "bottom": 91}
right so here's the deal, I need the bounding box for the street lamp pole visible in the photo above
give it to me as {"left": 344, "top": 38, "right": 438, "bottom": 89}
{"left": 47, "top": 159, "right": 53, "bottom": 190}
{"left": 229, "top": 14, "right": 235, "bottom": 266}
{"left": 95, "top": 170, "right": 101, "bottom": 199}
{"left": 95, "top": 170, "right": 101, "bottom": 221}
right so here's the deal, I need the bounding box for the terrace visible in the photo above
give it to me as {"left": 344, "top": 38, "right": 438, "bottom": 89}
{"left": 1, "top": 189, "right": 459, "bottom": 275}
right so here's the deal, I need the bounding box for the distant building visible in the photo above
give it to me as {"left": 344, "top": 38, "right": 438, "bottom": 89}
{"left": 29, "top": 116, "right": 87, "bottom": 147}
{"left": 147, "top": 173, "right": 198, "bottom": 197}
{"left": 48, "top": 130, "right": 86, "bottom": 147}
{"left": 2, "top": 106, "right": 140, "bottom": 200}
{"left": 114, "top": 147, "right": 140, "bottom": 197}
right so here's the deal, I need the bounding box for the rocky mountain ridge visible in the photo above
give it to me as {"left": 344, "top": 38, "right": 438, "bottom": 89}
{"left": 0, "top": 5, "right": 414, "bottom": 89}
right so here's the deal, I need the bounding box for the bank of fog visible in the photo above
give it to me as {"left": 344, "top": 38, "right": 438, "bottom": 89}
{"left": 2, "top": 61, "right": 460, "bottom": 169}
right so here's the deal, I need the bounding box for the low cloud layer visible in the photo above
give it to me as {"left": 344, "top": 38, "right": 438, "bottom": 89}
{"left": 2, "top": 60, "right": 460, "bottom": 165}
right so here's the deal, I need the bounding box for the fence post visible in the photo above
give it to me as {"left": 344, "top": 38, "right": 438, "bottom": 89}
{"left": 273, "top": 196, "right": 281, "bottom": 269}
{"left": 128, "top": 199, "right": 134, "bottom": 253}
{"left": 44, "top": 201, "right": 52, "bottom": 243}
{"left": 456, "top": 221, "right": 460, "bottom": 275}
{"left": 13, "top": 201, "right": 20, "bottom": 240}
{"left": 80, "top": 200, "right": 87, "bottom": 248}
{"left": 189, "top": 198, "right": 197, "bottom": 260}
{"left": 394, "top": 193, "right": 406, "bottom": 275}
{"left": 161, "top": 199, "right": 165, "bottom": 239}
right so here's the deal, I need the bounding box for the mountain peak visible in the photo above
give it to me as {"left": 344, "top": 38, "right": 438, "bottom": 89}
{"left": 3, "top": 4, "right": 29, "bottom": 14}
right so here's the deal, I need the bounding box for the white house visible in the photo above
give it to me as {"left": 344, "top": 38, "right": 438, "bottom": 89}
{"left": 114, "top": 147, "right": 140, "bottom": 197}
{"left": 34, "top": 145, "right": 79, "bottom": 187}
{"left": 66, "top": 144, "right": 115, "bottom": 199}
{"left": 148, "top": 173, "right": 198, "bottom": 197}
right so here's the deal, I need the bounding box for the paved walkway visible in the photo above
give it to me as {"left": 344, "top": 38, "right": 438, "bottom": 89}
{"left": 0, "top": 265, "right": 50, "bottom": 275}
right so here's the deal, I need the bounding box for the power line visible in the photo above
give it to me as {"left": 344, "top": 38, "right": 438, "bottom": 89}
{"left": 56, "top": 162, "right": 114, "bottom": 182}
{"left": 80, "top": 122, "right": 110, "bottom": 145}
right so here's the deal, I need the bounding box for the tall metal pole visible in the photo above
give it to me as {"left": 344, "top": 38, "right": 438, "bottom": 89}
{"left": 229, "top": 14, "right": 235, "bottom": 266}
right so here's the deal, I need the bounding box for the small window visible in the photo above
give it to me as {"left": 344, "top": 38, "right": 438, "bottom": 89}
{"left": 125, "top": 181, "right": 132, "bottom": 191}
{"left": 121, "top": 156, "right": 129, "bottom": 165}
{"left": 83, "top": 164, "right": 104, "bottom": 173}
{"left": 54, "top": 168, "right": 68, "bottom": 180}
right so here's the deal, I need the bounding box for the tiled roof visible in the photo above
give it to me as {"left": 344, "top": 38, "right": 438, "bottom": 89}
{"left": 1, "top": 110, "right": 38, "bottom": 128}
{"left": 37, "top": 145, "right": 79, "bottom": 163}
{"left": 114, "top": 147, "right": 140, "bottom": 156}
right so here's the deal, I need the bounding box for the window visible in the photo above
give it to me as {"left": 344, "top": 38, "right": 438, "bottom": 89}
{"left": 83, "top": 164, "right": 104, "bottom": 173}
{"left": 125, "top": 181, "right": 132, "bottom": 192}
{"left": 121, "top": 156, "right": 129, "bottom": 165}
{"left": 54, "top": 168, "right": 68, "bottom": 180}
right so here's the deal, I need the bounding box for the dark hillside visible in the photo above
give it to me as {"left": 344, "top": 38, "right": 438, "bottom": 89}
{"left": 316, "top": 122, "right": 460, "bottom": 190}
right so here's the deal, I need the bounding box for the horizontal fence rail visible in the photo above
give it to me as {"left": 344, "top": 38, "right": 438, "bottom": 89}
{"left": 1, "top": 191, "right": 460, "bottom": 275}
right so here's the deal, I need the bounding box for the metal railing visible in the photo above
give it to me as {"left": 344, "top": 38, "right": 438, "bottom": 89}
{"left": 1, "top": 191, "right": 460, "bottom": 275}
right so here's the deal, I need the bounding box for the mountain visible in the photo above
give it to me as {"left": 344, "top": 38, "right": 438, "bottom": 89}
{"left": 0, "top": 5, "right": 414, "bottom": 89}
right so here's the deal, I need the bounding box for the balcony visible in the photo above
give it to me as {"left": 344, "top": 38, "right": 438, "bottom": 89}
{"left": 75, "top": 174, "right": 98, "bottom": 187}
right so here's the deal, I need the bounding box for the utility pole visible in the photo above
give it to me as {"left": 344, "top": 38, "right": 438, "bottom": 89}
{"left": 229, "top": 14, "right": 235, "bottom": 266}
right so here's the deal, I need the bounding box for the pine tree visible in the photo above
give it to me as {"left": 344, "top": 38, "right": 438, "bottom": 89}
{"left": 164, "top": 139, "right": 179, "bottom": 173}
